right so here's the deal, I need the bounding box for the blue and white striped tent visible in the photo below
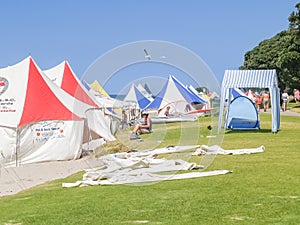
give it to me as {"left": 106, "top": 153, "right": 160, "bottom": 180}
{"left": 231, "top": 88, "right": 246, "bottom": 98}
{"left": 123, "top": 84, "right": 151, "bottom": 109}
{"left": 145, "top": 75, "right": 207, "bottom": 111}
{"left": 218, "top": 69, "right": 280, "bottom": 133}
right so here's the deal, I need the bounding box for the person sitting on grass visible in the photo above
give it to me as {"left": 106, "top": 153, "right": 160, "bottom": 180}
{"left": 130, "top": 111, "right": 152, "bottom": 139}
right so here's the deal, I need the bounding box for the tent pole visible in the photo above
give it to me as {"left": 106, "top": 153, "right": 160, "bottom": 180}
{"left": 84, "top": 109, "right": 93, "bottom": 151}
{"left": 16, "top": 127, "right": 20, "bottom": 167}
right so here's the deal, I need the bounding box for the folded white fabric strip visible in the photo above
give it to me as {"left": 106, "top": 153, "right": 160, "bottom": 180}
{"left": 62, "top": 144, "right": 264, "bottom": 188}
{"left": 193, "top": 145, "right": 265, "bottom": 155}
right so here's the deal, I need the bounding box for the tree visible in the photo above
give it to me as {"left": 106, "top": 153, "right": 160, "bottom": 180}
{"left": 288, "top": 3, "right": 300, "bottom": 42}
{"left": 240, "top": 3, "right": 300, "bottom": 93}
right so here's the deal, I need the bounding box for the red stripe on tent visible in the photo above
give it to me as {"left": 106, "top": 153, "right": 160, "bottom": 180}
{"left": 19, "top": 58, "right": 80, "bottom": 127}
{"left": 61, "top": 62, "right": 98, "bottom": 107}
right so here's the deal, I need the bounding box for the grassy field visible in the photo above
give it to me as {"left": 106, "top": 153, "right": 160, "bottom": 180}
{"left": 0, "top": 110, "right": 299, "bottom": 224}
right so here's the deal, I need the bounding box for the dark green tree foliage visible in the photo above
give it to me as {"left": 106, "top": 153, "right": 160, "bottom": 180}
{"left": 240, "top": 3, "right": 300, "bottom": 92}
{"left": 289, "top": 3, "right": 300, "bottom": 41}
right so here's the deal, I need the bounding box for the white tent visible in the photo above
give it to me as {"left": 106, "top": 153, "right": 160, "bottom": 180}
{"left": 89, "top": 80, "right": 110, "bottom": 97}
{"left": 123, "top": 83, "right": 151, "bottom": 109}
{"left": 44, "top": 61, "right": 116, "bottom": 142}
{"left": 187, "top": 85, "right": 210, "bottom": 109}
{"left": 0, "top": 57, "right": 104, "bottom": 166}
{"left": 82, "top": 80, "right": 127, "bottom": 109}
{"left": 136, "top": 83, "right": 153, "bottom": 101}
{"left": 218, "top": 69, "right": 280, "bottom": 133}
{"left": 44, "top": 61, "right": 99, "bottom": 107}
{"left": 144, "top": 75, "right": 207, "bottom": 116}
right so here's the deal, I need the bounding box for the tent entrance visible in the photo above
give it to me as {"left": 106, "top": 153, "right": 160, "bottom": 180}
{"left": 225, "top": 96, "right": 260, "bottom": 130}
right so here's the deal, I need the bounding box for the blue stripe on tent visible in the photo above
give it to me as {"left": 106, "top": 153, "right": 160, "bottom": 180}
{"left": 171, "top": 75, "right": 206, "bottom": 104}
{"left": 81, "top": 80, "right": 91, "bottom": 91}
{"left": 231, "top": 88, "right": 245, "bottom": 98}
{"left": 187, "top": 86, "right": 208, "bottom": 103}
{"left": 144, "top": 78, "right": 169, "bottom": 109}
{"left": 134, "top": 85, "right": 151, "bottom": 109}
{"left": 145, "top": 75, "right": 207, "bottom": 110}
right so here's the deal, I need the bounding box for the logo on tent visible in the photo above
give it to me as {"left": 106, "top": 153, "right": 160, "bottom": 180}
{"left": 0, "top": 77, "right": 9, "bottom": 96}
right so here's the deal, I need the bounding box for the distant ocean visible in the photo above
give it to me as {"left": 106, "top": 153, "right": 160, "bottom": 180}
{"left": 110, "top": 94, "right": 126, "bottom": 100}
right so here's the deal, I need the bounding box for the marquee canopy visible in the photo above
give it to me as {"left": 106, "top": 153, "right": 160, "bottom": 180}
{"left": 218, "top": 69, "right": 280, "bottom": 133}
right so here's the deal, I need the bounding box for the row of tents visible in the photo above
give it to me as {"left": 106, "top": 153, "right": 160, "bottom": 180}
{"left": 119, "top": 69, "right": 281, "bottom": 133}
{"left": 0, "top": 55, "right": 281, "bottom": 166}
{"left": 123, "top": 75, "right": 216, "bottom": 117}
{"left": 0, "top": 57, "right": 126, "bottom": 166}
{"left": 0, "top": 56, "right": 218, "bottom": 167}
{"left": 122, "top": 69, "right": 281, "bottom": 133}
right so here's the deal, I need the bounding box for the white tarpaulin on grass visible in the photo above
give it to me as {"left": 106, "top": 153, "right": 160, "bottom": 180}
{"left": 62, "top": 154, "right": 231, "bottom": 187}
{"left": 62, "top": 145, "right": 231, "bottom": 187}
{"left": 192, "top": 145, "right": 265, "bottom": 155}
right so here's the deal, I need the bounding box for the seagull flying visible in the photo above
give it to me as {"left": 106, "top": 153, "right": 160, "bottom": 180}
{"left": 144, "top": 49, "right": 151, "bottom": 60}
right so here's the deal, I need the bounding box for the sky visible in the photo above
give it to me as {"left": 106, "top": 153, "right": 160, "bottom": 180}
{"left": 0, "top": 0, "right": 299, "bottom": 95}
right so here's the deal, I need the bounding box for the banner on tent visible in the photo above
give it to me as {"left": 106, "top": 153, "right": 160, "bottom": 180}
{"left": 0, "top": 98, "right": 16, "bottom": 112}
{"left": 33, "top": 121, "right": 66, "bottom": 143}
{"left": 0, "top": 120, "right": 85, "bottom": 166}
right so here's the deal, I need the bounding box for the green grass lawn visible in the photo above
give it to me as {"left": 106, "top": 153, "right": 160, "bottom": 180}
{"left": 0, "top": 112, "right": 299, "bottom": 225}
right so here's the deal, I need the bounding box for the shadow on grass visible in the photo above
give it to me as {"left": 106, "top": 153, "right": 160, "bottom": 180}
{"left": 225, "top": 128, "right": 275, "bottom": 134}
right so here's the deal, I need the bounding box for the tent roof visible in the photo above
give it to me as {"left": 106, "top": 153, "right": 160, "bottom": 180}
{"left": 136, "top": 83, "right": 153, "bottom": 101}
{"left": 89, "top": 80, "right": 110, "bottom": 97}
{"left": 123, "top": 84, "right": 151, "bottom": 109}
{"left": 187, "top": 85, "right": 208, "bottom": 103}
{"left": 229, "top": 88, "right": 246, "bottom": 99}
{"left": 0, "top": 57, "right": 92, "bottom": 128}
{"left": 143, "top": 83, "right": 152, "bottom": 96}
{"left": 145, "top": 75, "right": 206, "bottom": 110}
{"left": 222, "top": 69, "right": 278, "bottom": 88}
{"left": 44, "top": 61, "right": 98, "bottom": 107}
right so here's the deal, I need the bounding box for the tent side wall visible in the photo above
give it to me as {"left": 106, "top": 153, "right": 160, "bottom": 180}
{"left": 1, "top": 120, "right": 84, "bottom": 166}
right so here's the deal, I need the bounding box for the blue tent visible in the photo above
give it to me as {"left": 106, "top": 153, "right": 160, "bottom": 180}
{"left": 225, "top": 96, "right": 260, "bottom": 130}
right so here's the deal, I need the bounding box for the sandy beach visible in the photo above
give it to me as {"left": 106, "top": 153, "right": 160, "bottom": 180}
{"left": 0, "top": 156, "right": 104, "bottom": 197}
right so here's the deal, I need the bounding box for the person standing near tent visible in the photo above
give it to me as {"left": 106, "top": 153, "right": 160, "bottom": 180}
{"left": 294, "top": 89, "right": 300, "bottom": 103}
{"left": 121, "top": 110, "right": 128, "bottom": 129}
{"left": 281, "top": 90, "right": 289, "bottom": 111}
{"left": 255, "top": 92, "right": 262, "bottom": 111}
{"left": 130, "top": 111, "right": 152, "bottom": 139}
{"left": 262, "top": 89, "right": 270, "bottom": 112}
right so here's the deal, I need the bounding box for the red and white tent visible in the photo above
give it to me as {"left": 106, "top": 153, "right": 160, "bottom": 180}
{"left": 44, "top": 61, "right": 98, "bottom": 107}
{"left": 44, "top": 61, "right": 116, "bottom": 142}
{"left": 245, "top": 89, "right": 256, "bottom": 103}
{"left": 0, "top": 57, "right": 95, "bottom": 166}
